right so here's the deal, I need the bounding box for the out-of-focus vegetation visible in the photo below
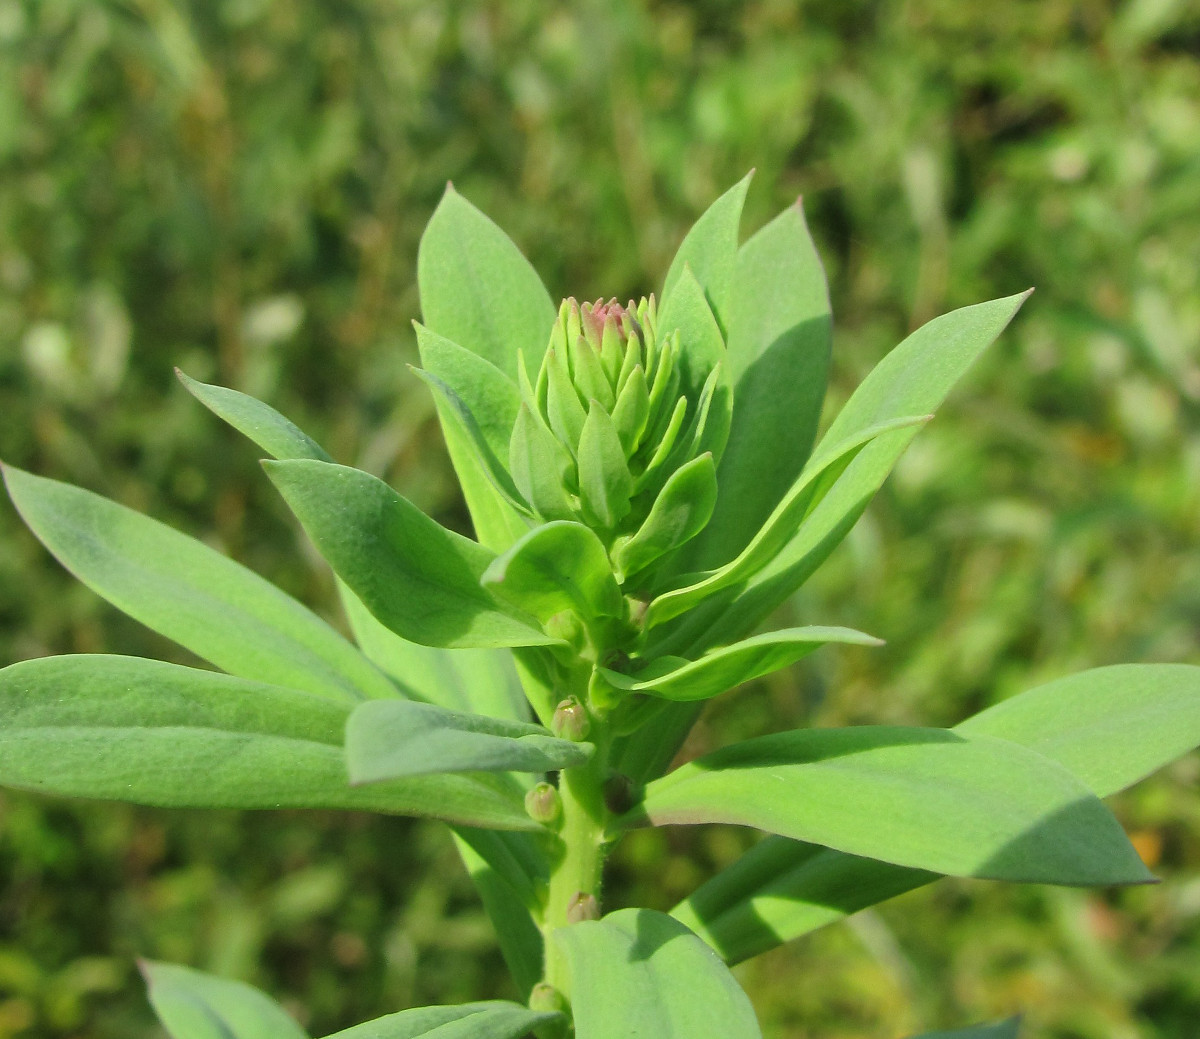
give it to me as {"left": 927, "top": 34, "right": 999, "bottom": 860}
{"left": 1, "top": 0, "right": 1198, "bottom": 1036}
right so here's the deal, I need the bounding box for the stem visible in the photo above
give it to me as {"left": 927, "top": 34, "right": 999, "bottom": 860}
{"left": 541, "top": 720, "right": 611, "bottom": 997}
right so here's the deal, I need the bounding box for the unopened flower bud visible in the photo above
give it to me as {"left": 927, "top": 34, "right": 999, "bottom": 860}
{"left": 566, "top": 891, "right": 600, "bottom": 923}
{"left": 552, "top": 696, "right": 591, "bottom": 742}
{"left": 529, "top": 982, "right": 568, "bottom": 1015}
{"left": 524, "top": 782, "right": 562, "bottom": 826}
{"left": 602, "top": 772, "right": 636, "bottom": 815}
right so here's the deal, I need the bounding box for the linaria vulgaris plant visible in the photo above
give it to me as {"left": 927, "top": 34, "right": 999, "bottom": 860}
{"left": 3, "top": 174, "right": 1198, "bottom": 1039}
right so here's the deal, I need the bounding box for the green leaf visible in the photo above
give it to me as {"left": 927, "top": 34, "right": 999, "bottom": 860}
{"left": 0, "top": 655, "right": 537, "bottom": 828}
{"left": 604, "top": 627, "right": 881, "bottom": 702}
{"left": 142, "top": 960, "right": 308, "bottom": 1039}
{"left": 956, "top": 663, "right": 1200, "bottom": 798}
{"left": 319, "top": 1002, "right": 563, "bottom": 1039}
{"left": 661, "top": 172, "right": 753, "bottom": 336}
{"left": 545, "top": 345, "right": 588, "bottom": 454}
{"left": 509, "top": 403, "right": 577, "bottom": 521}
{"left": 345, "top": 699, "right": 592, "bottom": 782}
{"left": 177, "top": 370, "right": 332, "bottom": 462}
{"left": 644, "top": 415, "right": 931, "bottom": 630}
{"left": 577, "top": 402, "right": 634, "bottom": 528}
{"left": 909, "top": 1020, "right": 1022, "bottom": 1039}
{"left": 617, "top": 453, "right": 717, "bottom": 582}
{"left": 452, "top": 832, "right": 546, "bottom": 999}
{"left": 555, "top": 908, "right": 761, "bottom": 1039}
{"left": 482, "top": 521, "right": 623, "bottom": 625}
{"left": 610, "top": 364, "right": 650, "bottom": 455}
{"left": 417, "top": 183, "right": 556, "bottom": 379}
{"left": 2, "top": 464, "right": 394, "bottom": 704}
{"left": 675, "top": 663, "right": 1200, "bottom": 964}
{"left": 626, "top": 725, "right": 1151, "bottom": 886}
{"left": 656, "top": 266, "right": 729, "bottom": 440}
{"left": 683, "top": 200, "right": 832, "bottom": 573}
{"left": 667, "top": 291, "right": 1031, "bottom": 655}
{"left": 263, "top": 459, "right": 557, "bottom": 649}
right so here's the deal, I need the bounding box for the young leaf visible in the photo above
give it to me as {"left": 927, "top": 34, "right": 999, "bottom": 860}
{"left": 909, "top": 1020, "right": 1022, "bottom": 1039}
{"left": 617, "top": 453, "right": 717, "bottom": 582}
{"left": 661, "top": 171, "right": 753, "bottom": 337}
{"left": 177, "top": 370, "right": 332, "bottom": 462}
{"left": 555, "top": 908, "right": 761, "bottom": 1039}
{"left": 675, "top": 662, "right": 1200, "bottom": 963}
{"left": 509, "top": 403, "right": 577, "bottom": 521}
{"left": 482, "top": 521, "right": 624, "bottom": 625}
{"left": 668, "top": 291, "right": 1032, "bottom": 655}
{"left": 610, "top": 364, "right": 650, "bottom": 455}
{"left": 644, "top": 414, "right": 930, "bottom": 630}
{"left": 604, "top": 627, "right": 881, "bottom": 702}
{"left": 655, "top": 265, "right": 729, "bottom": 431}
{"left": 263, "top": 460, "right": 557, "bottom": 649}
{"left": 417, "top": 183, "right": 556, "bottom": 379}
{"left": 544, "top": 345, "right": 588, "bottom": 453}
{"left": 345, "top": 699, "right": 592, "bottom": 783}
{"left": 142, "top": 960, "right": 308, "bottom": 1039}
{"left": 2, "top": 464, "right": 395, "bottom": 704}
{"left": 318, "top": 1002, "right": 563, "bottom": 1039}
{"left": 683, "top": 199, "right": 832, "bottom": 573}
{"left": 624, "top": 725, "right": 1152, "bottom": 886}
{"left": 0, "top": 655, "right": 536, "bottom": 829}
{"left": 577, "top": 402, "right": 634, "bottom": 528}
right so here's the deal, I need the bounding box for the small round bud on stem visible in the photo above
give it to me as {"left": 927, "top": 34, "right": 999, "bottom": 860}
{"left": 524, "top": 782, "right": 562, "bottom": 826}
{"left": 566, "top": 891, "right": 600, "bottom": 923}
{"left": 602, "top": 772, "right": 636, "bottom": 815}
{"left": 552, "top": 696, "right": 591, "bottom": 742}
{"left": 529, "top": 982, "right": 568, "bottom": 1015}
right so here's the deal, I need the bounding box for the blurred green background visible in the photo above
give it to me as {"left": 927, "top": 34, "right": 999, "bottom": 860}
{"left": 2, "top": 0, "right": 1199, "bottom": 1036}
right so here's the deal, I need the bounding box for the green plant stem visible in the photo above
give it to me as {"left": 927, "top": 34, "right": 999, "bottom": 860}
{"left": 541, "top": 724, "right": 611, "bottom": 998}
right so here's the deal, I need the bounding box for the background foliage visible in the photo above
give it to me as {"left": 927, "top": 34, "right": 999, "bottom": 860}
{"left": 1, "top": 0, "right": 1198, "bottom": 1036}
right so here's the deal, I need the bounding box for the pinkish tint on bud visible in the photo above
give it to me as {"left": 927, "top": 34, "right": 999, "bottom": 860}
{"left": 566, "top": 891, "right": 600, "bottom": 923}
{"left": 552, "top": 696, "right": 591, "bottom": 742}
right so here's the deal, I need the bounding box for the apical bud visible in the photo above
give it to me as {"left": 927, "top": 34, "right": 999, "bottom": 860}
{"left": 566, "top": 891, "right": 600, "bottom": 923}
{"left": 524, "top": 782, "right": 562, "bottom": 826}
{"left": 552, "top": 696, "right": 591, "bottom": 742}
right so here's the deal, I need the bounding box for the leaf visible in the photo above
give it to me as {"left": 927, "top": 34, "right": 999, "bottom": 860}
{"left": 177, "top": 370, "right": 332, "bottom": 462}
{"left": 2, "top": 464, "right": 395, "bottom": 704}
{"left": 263, "top": 459, "right": 557, "bottom": 649}
{"left": 319, "top": 1001, "right": 563, "bottom": 1039}
{"left": 345, "top": 699, "right": 592, "bottom": 782}
{"left": 555, "top": 908, "right": 761, "bottom": 1039}
{"left": 656, "top": 266, "right": 730, "bottom": 443}
{"left": 509, "top": 403, "right": 577, "bottom": 521}
{"left": 625, "top": 725, "right": 1151, "bottom": 886}
{"left": 142, "top": 960, "right": 308, "bottom": 1039}
{"left": 644, "top": 415, "right": 931, "bottom": 630}
{"left": 956, "top": 663, "right": 1200, "bottom": 799}
{"left": 683, "top": 199, "right": 832, "bottom": 573}
{"left": 482, "top": 521, "right": 623, "bottom": 626}
{"left": 675, "top": 663, "right": 1200, "bottom": 964}
{"left": 616, "top": 453, "right": 717, "bottom": 582}
{"left": 417, "top": 183, "right": 556, "bottom": 379}
{"left": 604, "top": 627, "right": 881, "bottom": 702}
{"left": 0, "top": 655, "right": 536, "bottom": 829}
{"left": 661, "top": 172, "right": 752, "bottom": 336}
{"left": 666, "top": 291, "right": 1032, "bottom": 655}
{"left": 610, "top": 364, "right": 650, "bottom": 454}
{"left": 908, "top": 1019, "right": 1022, "bottom": 1039}
{"left": 577, "top": 402, "right": 633, "bottom": 528}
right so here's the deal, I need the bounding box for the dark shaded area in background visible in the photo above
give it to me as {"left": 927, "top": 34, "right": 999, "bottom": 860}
{"left": 1, "top": 1, "right": 1198, "bottom": 1036}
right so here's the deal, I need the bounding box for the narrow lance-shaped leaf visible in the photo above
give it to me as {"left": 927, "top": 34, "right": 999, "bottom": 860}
{"left": 555, "top": 909, "right": 761, "bottom": 1039}
{"left": 482, "top": 521, "right": 624, "bottom": 626}
{"left": 509, "top": 403, "right": 576, "bottom": 521}
{"left": 673, "top": 663, "right": 1200, "bottom": 964}
{"left": 577, "top": 402, "right": 634, "bottom": 528}
{"left": 417, "top": 183, "right": 556, "bottom": 378}
{"left": 683, "top": 199, "right": 832, "bottom": 574}
{"left": 143, "top": 960, "right": 308, "bottom": 1039}
{"left": 661, "top": 171, "right": 753, "bottom": 336}
{"left": 623, "top": 725, "right": 1151, "bottom": 886}
{"left": 604, "top": 627, "right": 881, "bottom": 702}
{"left": 1, "top": 464, "right": 395, "bottom": 704}
{"left": 617, "top": 453, "right": 717, "bottom": 583}
{"left": 0, "top": 655, "right": 536, "bottom": 830}
{"left": 264, "top": 459, "right": 557, "bottom": 650}
{"left": 645, "top": 414, "right": 930, "bottom": 631}
{"left": 319, "top": 1002, "right": 563, "bottom": 1039}
{"left": 345, "top": 699, "right": 592, "bottom": 783}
